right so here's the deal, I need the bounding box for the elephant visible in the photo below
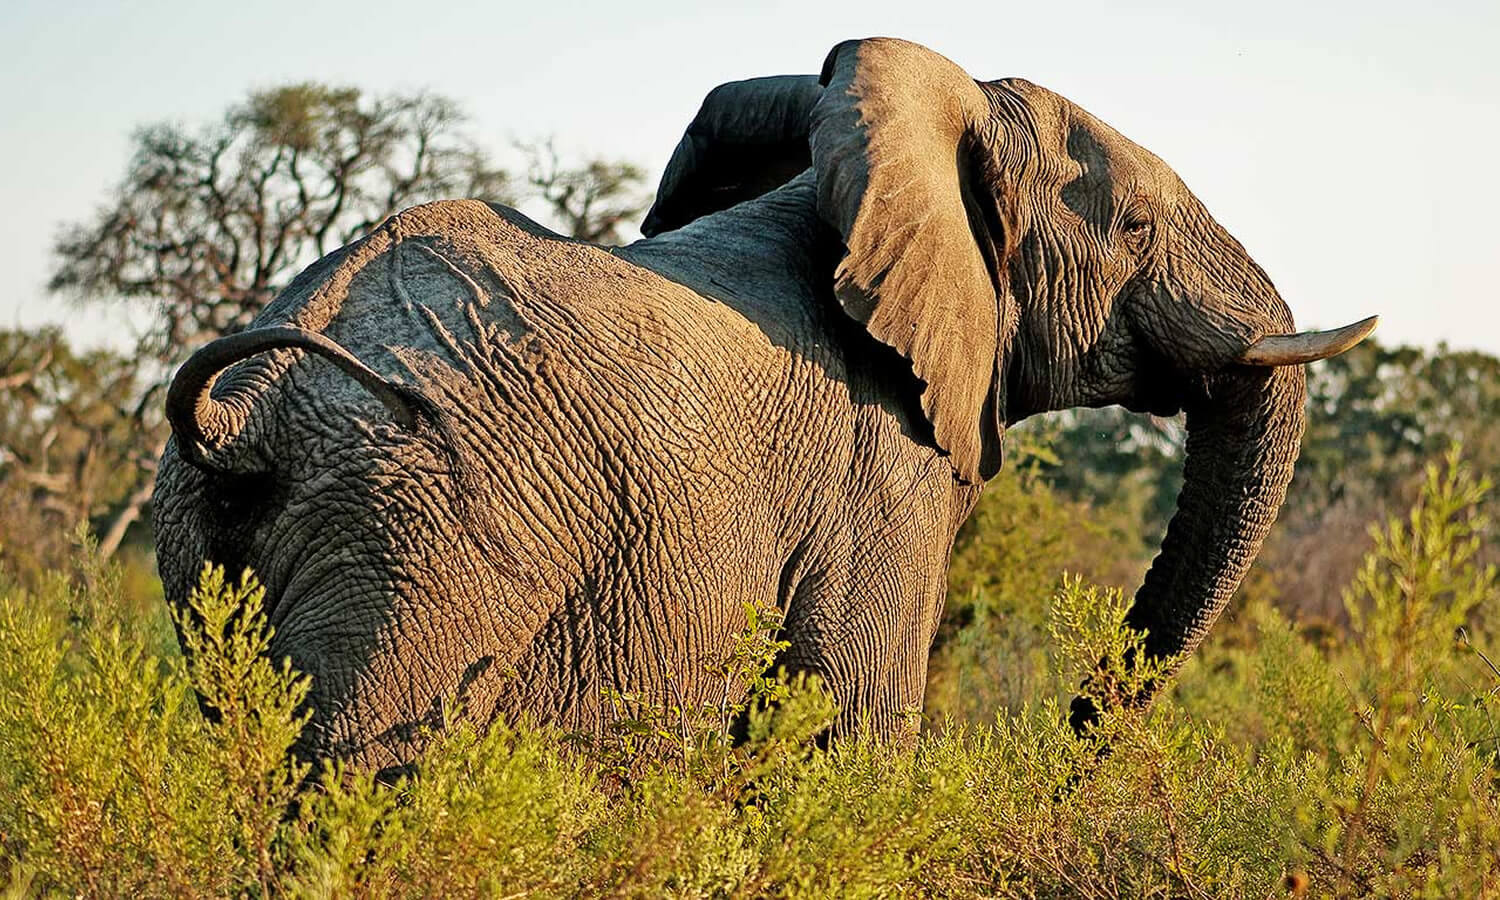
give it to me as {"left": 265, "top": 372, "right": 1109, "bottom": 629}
{"left": 153, "top": 37, "right": 1376, "bottom": 772}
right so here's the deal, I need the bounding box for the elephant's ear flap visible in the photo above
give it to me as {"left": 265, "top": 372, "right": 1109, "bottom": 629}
{"left": 812, "top": 38, "right": 1006, "bottom": 484}
{"left": 641, "top": 75, "right": 823, "bottom": 236}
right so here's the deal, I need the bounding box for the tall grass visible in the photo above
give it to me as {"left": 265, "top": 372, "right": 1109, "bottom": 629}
{"left": 1, "top": 452, "right": 1497, "bottom": 897}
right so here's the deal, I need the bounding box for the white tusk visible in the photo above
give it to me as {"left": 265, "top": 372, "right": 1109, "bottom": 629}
{"left": 1238, "top": 315, "right": 1379, "bottom": 366}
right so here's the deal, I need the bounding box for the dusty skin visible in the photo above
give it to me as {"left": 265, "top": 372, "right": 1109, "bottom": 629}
{"left": 153, "top": 37, "right": 1375, "bottom": 772}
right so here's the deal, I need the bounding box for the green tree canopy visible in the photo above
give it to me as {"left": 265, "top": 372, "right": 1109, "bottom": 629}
{"left": 0, "top": 328, "right": 150, "bottom": 573}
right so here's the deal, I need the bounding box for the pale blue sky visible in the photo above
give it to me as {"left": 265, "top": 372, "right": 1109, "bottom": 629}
{"left": 3, "top": 0, "right": 1496, "bottom": 352}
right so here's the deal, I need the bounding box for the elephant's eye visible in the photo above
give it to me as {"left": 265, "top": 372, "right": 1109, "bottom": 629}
{"left": 1121, "top": 207, "right": 1153, "bottom": 250}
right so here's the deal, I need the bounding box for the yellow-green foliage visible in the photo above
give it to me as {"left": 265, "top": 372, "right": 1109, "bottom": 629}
{"left": 929, "top": 436, "right": 1147, "bottom": 726}
{"left": 1, "top": 454, "right": 1498, "bottom": 897}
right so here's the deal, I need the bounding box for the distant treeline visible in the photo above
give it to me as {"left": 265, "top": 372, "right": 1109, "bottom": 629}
{"left": 1014, "top": 338, "right": 1500, "bottom": 622}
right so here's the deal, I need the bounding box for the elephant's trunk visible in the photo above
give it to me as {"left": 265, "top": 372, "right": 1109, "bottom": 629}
{"left": 1068, "top": 189, "right": 1326, "bottom": 730}
{"left": 1071, "top": 361, "right": 1306, "bottom": 730}
{"left": 1132, "top": 363, "right": 1305, "bottom": 656}
{"left": 165, "top": 326, "right": 424, "bottom": 472}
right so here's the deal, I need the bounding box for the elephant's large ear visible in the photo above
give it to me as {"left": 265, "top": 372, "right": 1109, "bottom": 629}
{"left": 812, "top": 38, "right": 1006, "bottom": 484}
{"left": 641, "top": 75, "right": 822, "bottom": 237}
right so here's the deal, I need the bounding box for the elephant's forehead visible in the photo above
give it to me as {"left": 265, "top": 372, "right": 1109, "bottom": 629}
{"left": 990, "top": 78, "right": 1177, "bottom": 194}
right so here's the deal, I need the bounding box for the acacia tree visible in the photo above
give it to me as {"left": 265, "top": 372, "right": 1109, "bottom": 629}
{"left": 51, "top": 84, "right": 513, "bottom": 359}
{"left": 42, "top": 82, "right": 648, "bottom": 560}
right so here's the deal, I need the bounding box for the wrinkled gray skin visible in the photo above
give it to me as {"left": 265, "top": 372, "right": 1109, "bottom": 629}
{"left": 155, "top": 38, "right": 1371, "bottom": 773}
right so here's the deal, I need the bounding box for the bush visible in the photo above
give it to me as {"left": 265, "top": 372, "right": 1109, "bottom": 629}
{"left": 929, "top": 430, "right": 1149, "bottom": 727}
{"left": 1, "top": 454, "right": 1497, "bottom": 896}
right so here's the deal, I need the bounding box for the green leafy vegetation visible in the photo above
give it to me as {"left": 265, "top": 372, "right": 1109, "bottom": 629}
{"left": 2, "top": 453, "right": 1495, "bottom": 896}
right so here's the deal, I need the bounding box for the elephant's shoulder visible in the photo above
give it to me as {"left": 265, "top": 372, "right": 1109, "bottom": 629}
{"left": 611, "top": 227, "right": 837, "bottom": 354}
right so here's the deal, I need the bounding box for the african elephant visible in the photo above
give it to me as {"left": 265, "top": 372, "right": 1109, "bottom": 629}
{"left": 154, "top": 37, "right": 1375, "bottom": 772}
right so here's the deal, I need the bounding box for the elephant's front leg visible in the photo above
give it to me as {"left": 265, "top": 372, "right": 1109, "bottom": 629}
{"left": 776, "top": 516, "right": 958, "bottom": 739}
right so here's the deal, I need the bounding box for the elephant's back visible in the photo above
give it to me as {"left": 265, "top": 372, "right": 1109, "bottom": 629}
{"left": 345, "top": 200, "right": 860, "bottom": 720}
{"left": 309, "top": 198, "right": 851, "bottom": 564}
{"left": 312, "top": 198, "right": 819, "bottom": 395}
{"left": 380, "top": 197, "right": 830, "bottom": 446}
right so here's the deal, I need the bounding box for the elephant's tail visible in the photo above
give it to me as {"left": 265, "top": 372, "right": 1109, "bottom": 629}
{"left": 165, "top": 326, "right": 434, "bottom": 473}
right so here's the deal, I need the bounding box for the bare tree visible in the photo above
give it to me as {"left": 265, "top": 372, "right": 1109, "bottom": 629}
{"left": 520, "top": 139, "right": 649, "bottom": 245}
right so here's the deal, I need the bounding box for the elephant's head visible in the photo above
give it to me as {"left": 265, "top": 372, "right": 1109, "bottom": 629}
{"left": 643, "top": 38, "right": 1375, "bottom": 723}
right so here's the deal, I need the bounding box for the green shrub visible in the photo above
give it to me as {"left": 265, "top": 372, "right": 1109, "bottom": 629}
{"left": 0, "top": 452, "right": 1496, "bottom": 896}
{"left": 930, "top": 435, "right": 1149, "bottom": 727}
{"left": 1278, "top": 449, "right": 1500, "bottom": 895}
